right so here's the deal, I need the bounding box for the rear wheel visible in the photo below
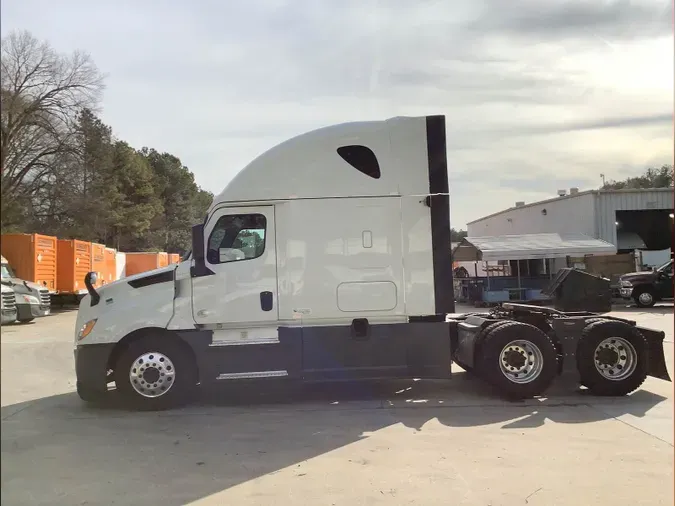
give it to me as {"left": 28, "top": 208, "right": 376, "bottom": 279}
{"left": 454, "top": 319, "right": 511, "bottom": 374}
{"left": 476, "top": 321, "right": 558, "bottom": 399}
{"left": 113, "top": 335, "right": 198, "bottom": 410}
{"left": 577, "top": 318, "right": 610, "bottom": 387}
{"left": 576, "top": 320, "right": 648, "bottom": 396}
{"left": 633, "top": 288, "right": 656, "bottom": 308}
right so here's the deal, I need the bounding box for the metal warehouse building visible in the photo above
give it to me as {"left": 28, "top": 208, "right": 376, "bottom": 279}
{"left": 467, "top": 188, "right": 674, "bottom": 254}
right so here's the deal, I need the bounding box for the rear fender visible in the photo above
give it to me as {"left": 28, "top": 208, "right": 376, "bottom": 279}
{"left": 636, "top": 326, "right": 671, "bottom": 381}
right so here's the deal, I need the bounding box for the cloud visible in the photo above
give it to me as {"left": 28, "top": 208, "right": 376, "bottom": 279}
{"left": 468, "top": 0, "right": 672, "bottom": 40}
{"left": 1, "top": 0, "right": 672, "bottom": 228}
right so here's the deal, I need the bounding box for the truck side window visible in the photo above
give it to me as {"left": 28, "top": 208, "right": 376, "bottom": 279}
{"left": 207, "top": 214, "right": 267, "bottom": 264}
{"left": 337, "top": 145, "right": 381, "bottom": 179}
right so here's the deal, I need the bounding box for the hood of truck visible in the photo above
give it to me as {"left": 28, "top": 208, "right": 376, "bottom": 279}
{"left": 1, "top": 277, "right": 44, "bottom": 295}
{"left": 92, "top": 264, "right": 178, "bottom": 297}
{"left": 76, "top": 264, "right": 179, "bottom": 345}
{"left": 620, "top": 271, "right": 657, "bottom": 283}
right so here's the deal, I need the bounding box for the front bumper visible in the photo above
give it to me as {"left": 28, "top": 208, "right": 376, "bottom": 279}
{"left": 1, "top": 309, "right": 17, "bottom": 325}
{"left": 74, "top": 344, "right": 116, "bottom": 398}
{"left": 619, "top": 287, "right": 633, "bottom": 299}
{"left": 16, "top": 303, "right": 50, "bottom": 321}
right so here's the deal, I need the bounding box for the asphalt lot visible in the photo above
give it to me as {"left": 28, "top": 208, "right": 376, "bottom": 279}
{"left": 1, "top": 304, "right": 673, "bottom": 506}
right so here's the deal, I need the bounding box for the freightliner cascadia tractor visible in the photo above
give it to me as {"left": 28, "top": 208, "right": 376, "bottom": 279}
{"left": 73, "top": 115, "right": 671, "bottom": 410}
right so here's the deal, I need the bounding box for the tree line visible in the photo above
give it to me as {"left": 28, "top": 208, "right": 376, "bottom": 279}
{"left": 601, "top": 164, "right": 673, "bottom": 190}
{"left": 0, "top": 30, "right": 212, "bottom": 254}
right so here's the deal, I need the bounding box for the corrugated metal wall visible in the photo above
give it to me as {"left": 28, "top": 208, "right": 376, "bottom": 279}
{"left": 595, "top": 189, "right": 674, "bottom": 245}
{"left": 468, "top": 189, "right": 673, "bottom": 247}
{"left": 467, "top": 193, "right": 596, "bottom": 237}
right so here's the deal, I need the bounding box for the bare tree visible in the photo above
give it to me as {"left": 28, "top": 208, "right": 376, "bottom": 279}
{"left": 0, "top": 30, "right": 105, "bottom": 227}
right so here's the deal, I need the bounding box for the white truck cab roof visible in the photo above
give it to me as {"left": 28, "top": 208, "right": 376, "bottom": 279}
{"left": 210, "top": 115, "right": 440, "bottom": 209}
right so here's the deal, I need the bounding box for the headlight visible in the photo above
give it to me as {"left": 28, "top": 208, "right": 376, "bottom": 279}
{"left": 20, "top": 294, "right": 40, "bottom": 304}
{"left": 78, "top": 319, "right": 98, "bottom": 340}
{"left": 620, "top": 280, "right": 633, "bottom": 287}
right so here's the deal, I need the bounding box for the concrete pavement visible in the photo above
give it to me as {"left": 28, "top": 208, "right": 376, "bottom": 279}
{"left": 1, "top": 305, "right": 673, "bottom": 506}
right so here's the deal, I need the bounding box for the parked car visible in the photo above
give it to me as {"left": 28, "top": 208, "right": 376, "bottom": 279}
{"left": 619, "top": 259, "right": 674, "bottom": 308}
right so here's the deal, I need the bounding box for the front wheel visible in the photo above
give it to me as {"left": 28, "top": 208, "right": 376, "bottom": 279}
{"left": 113, "top": 335, "right": 198, "bottom": 410}
{"left": 477, "top": 321, "right": 558, "bottom": 399}
{"left": 633, "top": 288, "right": 656, "bottom": 308}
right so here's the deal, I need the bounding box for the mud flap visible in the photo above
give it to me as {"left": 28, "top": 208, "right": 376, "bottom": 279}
{"left": 636, "top": 326, "right": 671, "bottom": 381}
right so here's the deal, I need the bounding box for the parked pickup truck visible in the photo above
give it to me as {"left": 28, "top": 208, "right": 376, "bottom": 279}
{"left": 619, "top": 259, "right": 674, "bottom": 308}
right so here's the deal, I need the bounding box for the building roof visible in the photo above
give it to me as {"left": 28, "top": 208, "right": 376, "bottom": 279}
{"left": 466, "top": 188, "right": 673, "bottom": 225}
{"left": 452, "top": 233, "right": 617, "bottom": 261}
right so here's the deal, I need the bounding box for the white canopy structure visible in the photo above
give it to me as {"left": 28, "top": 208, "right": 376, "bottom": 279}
{"left": 452, "top": 233, "right": 617, "bottom": 262}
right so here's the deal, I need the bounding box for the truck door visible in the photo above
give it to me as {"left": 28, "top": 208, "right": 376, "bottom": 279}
{"left": 192, "top": 206, "right": 278, "bottom": 326}
{"left": 657, "top": 260, "right": 673, "bottom": 299}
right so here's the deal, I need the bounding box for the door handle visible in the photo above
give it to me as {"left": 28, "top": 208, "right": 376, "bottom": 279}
{"left": 197, "top": 309, "right": 211, "bottom": 317}
{"left": 260, "top": 291, "right": 273, "bottom": 312}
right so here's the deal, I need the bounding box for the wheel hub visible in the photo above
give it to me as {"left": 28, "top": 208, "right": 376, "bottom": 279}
{"left": 498, "top": 340, "right": 544, "bottom": 384}
{"left": 503, "top": 349, "right": 527, "bottom": 369}
{"left": 142, "top": 367, "right": 160, "bottom": 384}
{"left": 129, "top": 352, "right": 176, "bottom": 398}
{"left": 593, "top": 337, "right": 637, "bottom": 381}
{"left": 638, "top": 292, "right": 653, "bottom": 304}
{"left": 595, "top": 347, "right": 619, "bottom": 367}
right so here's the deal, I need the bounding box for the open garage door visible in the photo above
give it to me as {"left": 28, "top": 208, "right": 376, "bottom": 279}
{"left": 615, "top": 209, "right": 674, "bottom": 252}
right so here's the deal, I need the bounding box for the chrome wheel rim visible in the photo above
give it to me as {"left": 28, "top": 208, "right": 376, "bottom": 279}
{"left": 498, "top": 340, "right": 544, "bottom": 384}
{"left": 638, "top": 292, "right": 653, "bottom": 305}
{"left": 593, "top": 337, "right": 637, "bottom": 381}
{"left": 129, "top": 352, "right": 175, "bottom": 398}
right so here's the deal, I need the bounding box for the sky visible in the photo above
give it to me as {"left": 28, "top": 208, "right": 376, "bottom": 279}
{"left": 1, "top": 0, "right": 673, "bottom": 228}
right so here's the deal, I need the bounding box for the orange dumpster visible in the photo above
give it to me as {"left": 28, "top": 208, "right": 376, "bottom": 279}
{"left": 124, "top": 252, "right": 169, "bottom": 276}
{"left": 57, "top": 239, "right": 92, "bottom": 294}
{"left": 1, "top": 233, "right": 58, "bottom": 292}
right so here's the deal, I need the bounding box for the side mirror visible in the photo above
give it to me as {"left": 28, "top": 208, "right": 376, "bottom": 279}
{"left": 192, "top": 224, "right": 205, "bottom": 263}
{"left": 191, "top": 224, "right": 214, "bottom": 278}
{"left": 84, "top": 272, "right": 100, "bottom": 306}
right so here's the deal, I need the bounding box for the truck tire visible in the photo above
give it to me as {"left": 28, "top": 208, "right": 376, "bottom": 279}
{"left": 576, "top": 320, "right": 648, "bottom": 396}
{"left": 633, "top": 288, "right": 656, "bottom": 308}
{"left": 455, "top": 319, "right": 512, "bottom": 374}
{"left": 476, "top": 321, "right": 558, "bottom": 399}
{"left": 576, "top": 318, "right": 609, "bottom": 387}
{"left": 113, "top": 335, "right": 198, "bottom": 410}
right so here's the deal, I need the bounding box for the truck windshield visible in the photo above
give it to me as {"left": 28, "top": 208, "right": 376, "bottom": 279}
{"left": 656, "top": 260, "right": 673, "bottom": 273}
{"left": 1, "top": 264, "right": 15, "bottom": 279}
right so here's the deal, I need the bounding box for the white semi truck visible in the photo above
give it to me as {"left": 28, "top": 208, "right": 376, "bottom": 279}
{"left": 1, "top": 255, "right": 51, "bottom": 323}
{"left": 1, "top": 283, "right": 18, "bottom": 325}
{"left": 74, "top": 115, "right": 670, "bottom": 410}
